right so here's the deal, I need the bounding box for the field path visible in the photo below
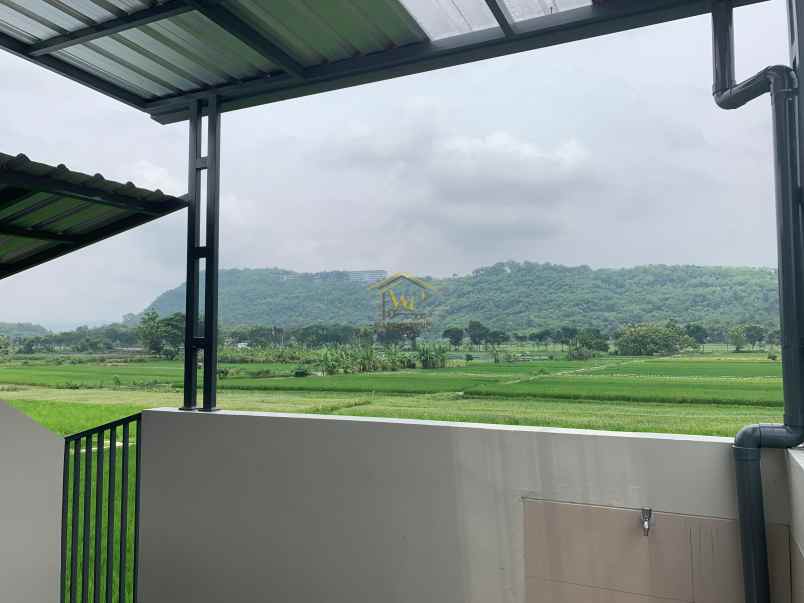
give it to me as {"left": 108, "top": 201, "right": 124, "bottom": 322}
{"left": 503, "top": 357, "right": 649, "bottom": 385}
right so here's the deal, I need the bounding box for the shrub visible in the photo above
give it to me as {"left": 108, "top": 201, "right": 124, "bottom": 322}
{"left": 567, "top": 347, "right": 594, "bottom": 361}
{"left": 417, "top": 344, "right": 448, "bottom": 369}
{"left": 248, "top": 369, "right": 272, "bottom": 378}
{"left": 614, "top": 322, "right": 696, "bottom": 356}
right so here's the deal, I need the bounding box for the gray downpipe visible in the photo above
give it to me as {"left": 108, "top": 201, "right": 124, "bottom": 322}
{"left": 712, "top": 2, "right": 804, "bottom": 602}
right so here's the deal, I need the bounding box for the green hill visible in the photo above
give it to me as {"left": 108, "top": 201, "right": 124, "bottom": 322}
{"left": 145, "top": 263, "right": 779, "bottom": 332}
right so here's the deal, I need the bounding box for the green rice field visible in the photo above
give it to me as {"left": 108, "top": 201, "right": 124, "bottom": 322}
{"left": 0, "top": 352, "right": 786, "bottom": 438}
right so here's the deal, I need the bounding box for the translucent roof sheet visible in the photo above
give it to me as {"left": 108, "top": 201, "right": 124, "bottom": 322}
{"left": 502, "top": 0, "right": 592, "bottom": 22}
{"left": 0, "top": 153, "right": 187, "bottom": 280}
{"left": 398, "top": 0, "right": 498, "bottom": 40}
{"left": 0, "top": 0, "right": 769, "bottom": 123}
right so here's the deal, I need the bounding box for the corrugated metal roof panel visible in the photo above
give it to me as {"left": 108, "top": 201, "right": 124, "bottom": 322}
{"left": 222, "top": 0, "right": 427, "bottom": 66}
{"left": 162, "top": 11, "right": 278, "bottom": 76}
{"left": 0, "top": 236, "right": 52, "bottom": 263}
{"left": 0, "top": 1, "right": 59, "bottom": 41}
{"left": 53, "top": 11, "right": 281, "bottom": 99}
{"left": 55, "top": 204, "right": 127, "bottom": 234}
{"left": 10, "top": 197, "right": 85, "bottom": 227}
{"left": 0, "top": 0, "right": 156, "bottom": 41}
{"left": 119, "top": 24, "right": 231, "bottom": 86}
{"left": 58, "top": 43, "right": 177, "bottom": 97}
{"left": 0, "top": 192, "right": 55, "bottom": 222}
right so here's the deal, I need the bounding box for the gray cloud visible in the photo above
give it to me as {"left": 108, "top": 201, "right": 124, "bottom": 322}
{"left": 0, "top": 0, "right": 791, "bottom": 328}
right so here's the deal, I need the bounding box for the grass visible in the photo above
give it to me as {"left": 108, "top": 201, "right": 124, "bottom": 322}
{"left": 0, "top": 360, "right": 297, "bottom": 389}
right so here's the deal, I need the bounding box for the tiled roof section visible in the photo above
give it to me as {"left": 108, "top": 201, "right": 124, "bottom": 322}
{"left": 0, "top": 152, "right": 187, "bottom": 280}
{"left": 0, "top": 153, "right": 184, "bottom": 207}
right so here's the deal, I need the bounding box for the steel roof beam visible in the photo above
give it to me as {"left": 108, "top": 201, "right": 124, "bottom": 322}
{"left": 186, "top": 0, "right": 306, "bottom": 79}
{"left": 0, "top": 173, "right": 188, "bottom": 216}
{"left": 484, "top": 0, "right": 515, "bottom": 37}
{"left": 0, "top": 224, "right": 78, "bottom": 244}
{"left": 27, "top": 1, "right": 195, "bottom": 57}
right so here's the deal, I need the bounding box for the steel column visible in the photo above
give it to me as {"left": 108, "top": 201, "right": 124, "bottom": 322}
{"left": 182, "top": 96, "right": 221, "bottom": 411}
{"left": 788, "top": 0, "right": 804, "bottom": 427}
{"left": 182, "top": 100, "right": 202, "bottom": 411}
{"left": 202, "top": 96, "right": 222, "bottom": 411}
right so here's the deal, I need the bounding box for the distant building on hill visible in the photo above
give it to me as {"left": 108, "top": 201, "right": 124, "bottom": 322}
{"left": 278, "top": 270, "right": 387, "bottom": 284}
{"left": 347, "top": 270, "right": 388, "bottom": 285}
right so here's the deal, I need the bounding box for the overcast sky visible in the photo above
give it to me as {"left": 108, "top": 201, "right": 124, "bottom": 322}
{"left": 0, "top": 0, "right": 791, "bottom": 329}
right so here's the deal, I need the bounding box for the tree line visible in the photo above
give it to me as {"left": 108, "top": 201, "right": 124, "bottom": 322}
{"left": 2, "top": 312, "right": 782, "bottom": 360}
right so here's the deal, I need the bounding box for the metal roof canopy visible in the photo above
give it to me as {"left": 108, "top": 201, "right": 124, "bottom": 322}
{"left": 0, "top": 153, "right": 188, "bottom": 280}
{"left": 0, "top": 0, "right": 768, "bottom": 125}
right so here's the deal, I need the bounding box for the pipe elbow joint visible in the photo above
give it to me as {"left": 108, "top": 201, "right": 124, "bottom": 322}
{"left": 734, "top": 423, "right": 804, "bottom": 450}
{"left": 735, "top": 424, "right": 762, "bottom": 448}
{"left": 712, "top": 66, "right": 796, "bottom": 110}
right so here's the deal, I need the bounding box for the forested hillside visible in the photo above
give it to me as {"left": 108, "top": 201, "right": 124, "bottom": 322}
{"left": 145, "top": 263, "right": 780, "bottom": 332}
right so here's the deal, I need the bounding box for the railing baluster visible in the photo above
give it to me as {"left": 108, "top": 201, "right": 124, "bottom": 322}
{"left": 60, "top": 441, "right": 69, "bottom": 603}
{"left": 93, "top": 430, "right": 104, "bottom": 603}
{"left": 61, "top": 415, "right": 141, "bottom": 603}
{"left": 105, "top": 427, "right": 116, "bottom": 603}
{"left": 70, "top": 438, "right": 80, "bottom": 603}
{"left": 119, "top": 422, "right": 129, "bottom": 603}
{"left": 82, "top": 435, "right": 92, "bottom": 602}
{"left": 133, "top": 417, "right": 141, "bottom": 603}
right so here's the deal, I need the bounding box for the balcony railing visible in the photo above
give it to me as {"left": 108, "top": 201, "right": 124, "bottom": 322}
{"left": 61, "top": 414, "right": 141, "bottom": 603}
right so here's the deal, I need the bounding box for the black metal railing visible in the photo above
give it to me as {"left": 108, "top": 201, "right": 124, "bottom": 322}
{"left": 61, "top": 414, "right": 141, "bottom": 603}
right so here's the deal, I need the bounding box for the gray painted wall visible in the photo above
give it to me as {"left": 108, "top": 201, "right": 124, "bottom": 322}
{"left": 139, "top": 410, "right": 791, "bottom": 603}
{"left": 787, "top": 449, "right": 804, "bottom": 603}
{"left": 0, "top": 400, "right": 63, "bottom": 603}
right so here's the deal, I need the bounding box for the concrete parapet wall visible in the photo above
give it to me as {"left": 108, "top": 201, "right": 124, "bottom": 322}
{"left": 0, "top": 400, "right": 63, "bottom": 603}
{"left": 139, "top": 410, "right": 792, "bottom": 603}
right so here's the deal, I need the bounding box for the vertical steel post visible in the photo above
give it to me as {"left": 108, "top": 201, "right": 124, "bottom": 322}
{"left": 81, "top": 435, "right": 91, "bottom": 603}
{"left": 105, "top": 428, "right": 115, "bottom": 603}
{"left": 118, "top": 424, "right": 129, "bottom": 602}
{"left": 93, "top": 431, "right": 103, "bottom": 603}
{"left": 182, "top": 96, "right": 222, "bottom": 411}
{"left": 786, "top": 0, "right": 804, "bottom": 428}
{"left": 202, "top": 96, "right": 221, "bottom": 411}
{"left": 59, "top": 442, "right": 68, "bottom": 603}
{"left": 132, "top": 416, "right": 142, "bottom": 603}
{"left": 182, "top": 99, "right": 202, "bottom": 411}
